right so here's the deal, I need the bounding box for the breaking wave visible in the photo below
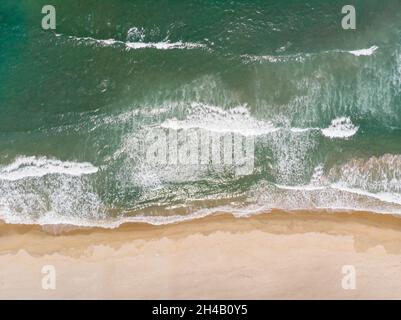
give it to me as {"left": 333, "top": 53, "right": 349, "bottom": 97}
{"left": 0, "top": 156, "right": 98, "bottom": 181}
{"left": 55, "top": 33, "right": 206, "bottom": 51}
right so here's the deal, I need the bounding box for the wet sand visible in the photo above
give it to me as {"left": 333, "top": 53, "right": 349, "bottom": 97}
{"left": 1, "top": 210, "right": 401, "bottom": 299}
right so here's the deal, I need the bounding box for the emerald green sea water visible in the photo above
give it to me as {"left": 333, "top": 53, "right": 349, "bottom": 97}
{"left": 1, "top": 0, "right": 401, "bottom": 226}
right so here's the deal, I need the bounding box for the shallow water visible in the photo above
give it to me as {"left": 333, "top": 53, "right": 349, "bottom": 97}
{"left": 1, "top": 0, "right": 401, "bottom": 226}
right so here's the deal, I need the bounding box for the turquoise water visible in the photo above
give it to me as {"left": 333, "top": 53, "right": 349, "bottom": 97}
{"left": 1, "top": 0, "right": 401, "bottom": 226}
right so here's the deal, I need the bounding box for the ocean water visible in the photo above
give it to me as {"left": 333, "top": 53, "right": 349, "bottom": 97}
{"left": 1, "top": 0, "right": 401, "bottom": 227}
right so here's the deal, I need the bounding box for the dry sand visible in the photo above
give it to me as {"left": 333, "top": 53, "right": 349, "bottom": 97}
{"left": 1, "top": 210, "right": 401, "bottom": 299}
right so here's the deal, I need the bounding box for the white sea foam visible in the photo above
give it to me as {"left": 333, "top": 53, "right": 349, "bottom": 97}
{"left": 160, "top": 104, "right": 357, "bottom": 140}
{"left": 2, "top": 152, "right": 400, "bottom": 228}
{"left": 274, "top": 183, "right": 401, "bottom": 206}
{"left": 330, "top": 184, "right": 401, "bottom": 206}
{"left": 0, "top": 200, "right": 268, "bottom": 228}
{"left": 2, "top": 180, "right": 401, "bottom": 228}
{"left": 271, "top": 154, "right": 401, "bottom": 209}
{"left": 348, "top": 46, "right": 379, "bottom": 57}
{"left": 160, "top": 103, "right": 279, "bottom": 136}
{"left": 321, "top": 117, "right": 359, "bottom": 138}
{"left": 327, "top": 154, "right": 401, "bottom": 194}
{"left": 0, "top": 156, "right": 98, "bottom": 181}
{"left": 290, "top": 127, "right": 319, "bottom": 133}
{"left": 0, "top": 163, "right": 105, "bottom": 228}
{"left": 242, "top": 46, "right": 379, "bottom": 64}
{"left": 242, "top": 53, "right": 310, "bottom": 64}
{"left": 275, "top": 184, "right": 326, "bottom": 191}
{"left": 125, "top": 41, "right": 205, "bottom": 50}
{"left": 56, "top": 33, "right": 206, "bottom": 50}
{"left": 126, "top": 27, "right": 146, "bottom": 42}
{"left": 291, "top": 118, "right": 359, "bottom": 139}
{"left": 124, "top": 179, "right": 401, "bottom": 227}
{"left": 251, "top": 181, "right": 401, "bottom": 216}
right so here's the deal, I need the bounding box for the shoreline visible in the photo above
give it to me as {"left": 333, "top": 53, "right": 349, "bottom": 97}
{"left": 2, "top": 210, "right": 401, "bottom": 299}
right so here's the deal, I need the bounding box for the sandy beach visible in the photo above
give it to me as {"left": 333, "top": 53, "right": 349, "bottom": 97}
{"left": 1, "top": 210, "right": 401, "bottom": 299}
{"left": 3, "top": 0, "right": 401, "bottom": 303}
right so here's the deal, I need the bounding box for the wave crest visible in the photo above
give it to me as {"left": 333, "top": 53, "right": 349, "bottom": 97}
{"left": 0, "top": 156, "right": 98, "bottom": 181}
